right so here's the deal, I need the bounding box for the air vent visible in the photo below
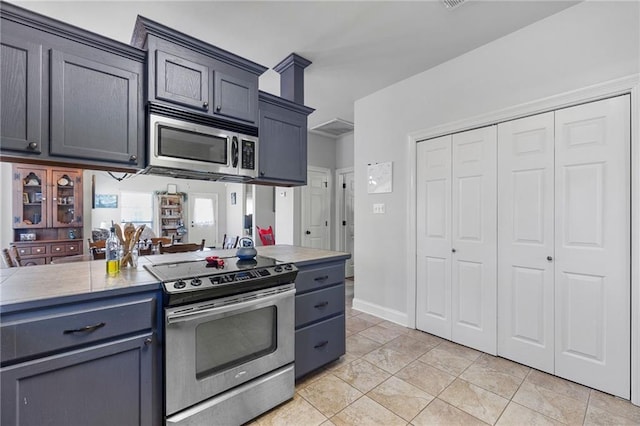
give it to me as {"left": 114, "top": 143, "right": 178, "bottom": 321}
{"left": 443, "top": 0, "right": 467, "bottom": 9}
{"left": 310, "top": 118, "right": 354, "bottom": 138}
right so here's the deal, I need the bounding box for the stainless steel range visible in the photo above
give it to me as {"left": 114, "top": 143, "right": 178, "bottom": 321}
{"left": 145, "top": 256, "right": 298, "bottom": 425}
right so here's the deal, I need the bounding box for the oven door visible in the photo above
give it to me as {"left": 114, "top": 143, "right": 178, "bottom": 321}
{"left": 164, "top": 284, "right": 295, "bottom": 416}
{"left": 149, "top": 114, "right": 237, "bottom": 176}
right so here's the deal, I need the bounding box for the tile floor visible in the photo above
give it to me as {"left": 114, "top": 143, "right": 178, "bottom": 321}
{"left": 251, "top": 279, "right": 640, "bottom": 425}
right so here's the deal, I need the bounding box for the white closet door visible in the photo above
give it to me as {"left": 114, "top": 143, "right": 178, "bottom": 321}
{"left": 451, "top": 126, "right": 497, "bottom": 354}
{"left": 554, "top": 95, "right": 630, "bottom": 398}
{"left": 416, "top": 135, "right": 452, "bottom": 339}
{"left": 497, "top": 112, "right": 555, "bottom": 372}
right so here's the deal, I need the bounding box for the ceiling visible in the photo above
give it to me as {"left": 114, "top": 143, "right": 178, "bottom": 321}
{"left": 14, "top": 0, "right": 579, "bottom": 134}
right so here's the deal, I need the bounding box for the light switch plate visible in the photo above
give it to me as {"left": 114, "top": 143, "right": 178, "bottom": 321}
{"left": 373, "top": 203, "right": 385, "bottom": 214}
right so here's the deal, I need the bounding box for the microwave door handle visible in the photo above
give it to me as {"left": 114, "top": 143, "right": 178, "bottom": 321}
{"left": 231, "top": 136, "right": 239, "bottom": 168}
{"left": 166, "top": 288, "right": 295, "bottom": 324}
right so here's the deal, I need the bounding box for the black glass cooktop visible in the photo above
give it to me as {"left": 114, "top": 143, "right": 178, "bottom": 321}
{"left": 144, "top": 255, "right": 278, "bottom": 282}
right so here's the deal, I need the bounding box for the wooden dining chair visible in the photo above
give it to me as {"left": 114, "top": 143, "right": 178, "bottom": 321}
{"left": 222, "top": 234, "right": 239, "bottom": 249}
{"left": 2, "top": 248, "right": 16, "bottom": 268}
{"left": 7, "top": 246, "right": 22, "bottom": 267}
{"left": 159, "top": 239, "right": 205, "bottom": 254}
{"left": 88, "top": 239, "right": 106, "bottom": 260}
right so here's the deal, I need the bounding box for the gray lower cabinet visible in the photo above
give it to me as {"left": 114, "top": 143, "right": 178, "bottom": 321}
{"left": 0, "top": 291, "right": 161, "bottom": 425}
{"left": 294, "top": 259, "right": 346, "bottom": 378}
{"left": 255, "top": 92, "right": 314, "bottom": 186}
{"left": 0, "top": 3, "right": 145, "bottom": 170}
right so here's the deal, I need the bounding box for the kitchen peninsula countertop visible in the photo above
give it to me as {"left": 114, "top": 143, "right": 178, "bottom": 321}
{"left": 0, "top": 245, "right": 349, "bottom": 312}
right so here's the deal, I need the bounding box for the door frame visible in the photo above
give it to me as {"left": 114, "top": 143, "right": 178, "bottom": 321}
{"left": 335, "top": 167, "right": 354, "bottom": 276}
{"left": 407, "top": 74, "right": 640, "bottom": 405}
{"left": 301, "top": 165, "right": 332, "bottom": 249}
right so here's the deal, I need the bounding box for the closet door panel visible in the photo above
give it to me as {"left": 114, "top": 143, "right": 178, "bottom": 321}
{"left": 554, "top": 95, "right": 630, "bottom": 398}
{"left": 416, "top": 136, "right": 452, "bottom": 338}
{"left": 451, "top": 126, "right": 497, "bottom": 354}
{"left": 497, "top": 112, "right": 555, "bottom": 373}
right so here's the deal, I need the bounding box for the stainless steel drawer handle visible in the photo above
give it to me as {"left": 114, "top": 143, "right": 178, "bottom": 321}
{"left": 314, "top": 301, "right": 329, "bottom": 309}
{"left": 314, "top": 341, "right": 329, "bottom": 349}
{"left": 63, "top": 322, "right": 106, "bottom": 334}
{"left": 314, "top": 275, "right": 329, "bottom": 282}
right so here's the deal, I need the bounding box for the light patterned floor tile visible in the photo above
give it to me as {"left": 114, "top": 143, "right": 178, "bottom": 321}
{"left": 473, "top": 353, "right": 530, "bottom": 380}
{"left": 345, "top": 333, "right": 382, "bottom": 357}
{"left": 512, "top": 381, "right": 587, "bottom": 424}
{"left": 383, "top": 334, "right": 438, "bottom": 359}
{"left": 332, "top": 358, "right": 391, "bottom": 393}
{"left": 362, "top": 346, "right": 416, "bottom": 374}
{"left": 323, "top": 353, "right": 359, "bottom": 372}
{"left": 395, "top": 360, "right": 456, "bottom": 396}
{"left": 412, "top": 398, "right": 488, "bottom": 426}
{"left": 496, "top": 401, "right": 563, "bottom": 425}
{"left": 298, "top": 374, "right": 363, "bottom": 418}
{"left": 296, "top": 366, "right": 331, "bottom": 391}
{"left": 330, "top": 395, "right": 406, "bottom": 426}
{"left": 377, "top": 320, "right": 410, "bottom": 334}
{"left": 367, "top": 376, "right": 434, "bottom": 422}
{"left": 346, "top": 316, "right": 377, "bottom": 334}
{"left": 459, "top": 362, "right": 524, "bottom": 399}
{"left": 403, "top": 329, "right": 445, "bottom": 346}
{"left": 418, "top": 346, "right": 475, "bottom": 376}
{"left": 525, "top": 370, "right": 590, "bottom": 403}
{"left": 439, "top": 379, "right": 509, "bottom": 425}
{"left": 588, "top": 390, "right": 640, "bottom": 423}
{"left": 358, "top": 324, "right": 406, "bottom": 344}
{"left": 252, "top": 393, "right": 327, "bottom": 426}
{"left": 351, "top": 312, "right": 385, "bottom": 324}
{"left": 437, "top": 340, "right": 482, "bottom": 361}
{"left": 584, "top": 404, "right": 640, "bottom": 426}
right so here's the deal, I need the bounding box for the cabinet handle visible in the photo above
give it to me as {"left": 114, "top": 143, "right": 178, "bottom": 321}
{"left": 203, "top": 101, "right": 209, "bottom": 109}
{"left": 314, "top": 301, "right": 329, "bottom": 309}
{"left": 314, "top": 341, "right": 329, "bottom": 349}
{"left": 547, "top": 256, "right": 553, "bottom": 262}
{"left": 144, "top": 337, "right": 153, "bottom": 346}
{"left": 63, "top": 322, "right": 106, "bottom": 334}
{"left": 314, "top": 275, "right": 329, "bottom": 282}
{"left": 27, "top": 142, "right": 38, "bottom": 150}
{"left": 452, "top": 248, "right": 456, "bottom": 253}
{"left": 216, "top": 105, "right": 221, "bottom": 111}
{"left": 260, "top": 171, "right": 265, "bottom": 176}
{"left": 129, "top": 155, "right": 137, "bottom": 162}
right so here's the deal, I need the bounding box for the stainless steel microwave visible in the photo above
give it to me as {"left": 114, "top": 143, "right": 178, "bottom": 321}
{"left": 144, "top": 113, "right": 258, "bottom": 182}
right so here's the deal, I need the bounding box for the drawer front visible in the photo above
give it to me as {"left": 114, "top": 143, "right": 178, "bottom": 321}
{"left": 295, "top": 314, "right": 345, "bottom": 378}
{"left": 17, "top": 247, "right": 31, "bottom": 256}
{"left": 65, "top": 242, "right": 81, "bottom": 254}
{"left": 50, "top": 244, "right": 66, "bottom": 255}
{"left": 295, "top": 284, "right": 344, "bottom": 328}
{"left": 1, "top": 293, "right": 157, "bottom": 364}
{"left": 20, "top": 257, "right": 46, "bottom": 266}
{"left": 32, "top": 246, "right": 46, "bottom": 255}
{"left": 295, "top": 263, "right": 344, "bottom": 294}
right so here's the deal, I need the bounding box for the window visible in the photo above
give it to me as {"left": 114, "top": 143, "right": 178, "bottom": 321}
{"left": 192, "top": 197, "right": 215, "bottom": 226}
{"left": 120, "top": 191, "right": 153, "bottom": 228}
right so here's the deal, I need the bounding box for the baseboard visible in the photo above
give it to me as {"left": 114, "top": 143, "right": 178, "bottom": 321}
{"left": 351, "top": 297, "right": 409, "bottom": 328}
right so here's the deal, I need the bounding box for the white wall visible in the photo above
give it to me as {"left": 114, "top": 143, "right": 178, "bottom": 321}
{"left": 336, "top": 132, "right": 354, "bottom": 170}
{"left": 225, "top": 182, "right": 245, "bottom": 239}
{"left": 253, "top": 185, "right": 275, "bottom": 246}
{"left": 353, "top": 1, "right": 640, "bottom": 322}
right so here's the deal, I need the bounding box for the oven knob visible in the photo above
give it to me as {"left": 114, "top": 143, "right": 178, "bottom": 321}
{"left": 284, "top": 264, "right": 293, "bottom": 271}
{"left": 191, "top": 278, "right": 202, "bottom": 286}
{"left": 174, "top": 280, "right": 186, "bottom": 289}
{"left": 274, "top": 266, "right": 283, "bottom": 273}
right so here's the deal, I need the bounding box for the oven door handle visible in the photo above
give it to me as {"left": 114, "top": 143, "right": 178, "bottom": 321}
{"left": 166, "top": 288, "right": 295, "bottom": 324}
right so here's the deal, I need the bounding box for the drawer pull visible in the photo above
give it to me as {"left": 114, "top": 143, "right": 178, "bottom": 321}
{"left": 314, "top": 275, "right": 329, "bottom": 282}
{"left": 314, "top": 340, "right": 329, "bottom": 349}
{"left": 314, "top": 301, "right": 329, "bottom": 309}
{"left": 63, "top": 322, "right": 106, "bottom": 334}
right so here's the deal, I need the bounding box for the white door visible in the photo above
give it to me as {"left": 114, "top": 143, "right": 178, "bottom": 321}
{"left": 554, "top": 95, "right": 630, "bottom": 398}
{"left": 416, "top": 135, "right": 453, "bottom": 339}
{"left": 187, "top": 192, "right": 218, "bottom": 247}
{"left": 451, "top": 126, "right": 497, "bottom": 355}
{"left": 338, "top": 170, "right": 355, "bottom": 277}
{"left": 498, "top": 112, "right": 555, "bottom": 373}
{"left": 302, "top": 168, "right": 330, "bottom": 249}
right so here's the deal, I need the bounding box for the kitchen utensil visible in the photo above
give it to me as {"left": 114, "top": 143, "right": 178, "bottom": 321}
{"left": 235, "top": 237, "right": 257, "bottom": 260}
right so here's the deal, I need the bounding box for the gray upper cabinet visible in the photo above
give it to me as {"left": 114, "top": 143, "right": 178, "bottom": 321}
{"left": 0, "top": 3, "right": 145, "bottom": 170}
{"left": 132, "top": 16, "right": 266, "bottom": 126}
{"left": 255, "top": 92, "right": 314, "bottom": 186}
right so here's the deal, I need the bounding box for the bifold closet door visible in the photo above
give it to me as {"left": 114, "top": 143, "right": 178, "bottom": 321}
{"left": 416, "top": 135, "right": 452, "bottom": 339}
{"left": 554, "top": 95, "right": 630, "bottom": 398}
{"left": 451, "top": 127, "right": 497, "bottom": 355}
{"left": 497, "top": 112, "right": 555, "bottom": 373}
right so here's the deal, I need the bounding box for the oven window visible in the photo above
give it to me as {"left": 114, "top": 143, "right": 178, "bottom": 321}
{"left": 158, "top": 125, "right": 228, "bottom": 165}
{"left": 195, "top": 306, "right": 277, "bottom": 379}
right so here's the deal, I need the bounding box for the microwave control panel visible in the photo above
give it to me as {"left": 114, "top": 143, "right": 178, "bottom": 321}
{"left": 241, "top": 140, "right": 256, "bottom": 170}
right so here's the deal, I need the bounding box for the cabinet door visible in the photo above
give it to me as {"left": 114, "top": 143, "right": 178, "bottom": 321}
{"left": 13, "top": 166, "right": 48, "bottom": 229}
{"left": 416, "top": 135, "right": 452, "bottom": 339}
{"left": 257, "top": 104, "right": 307, "bottom": 185}
{"left": 1, "top": 334, "right": 154, "bottom": 426}
{"left": 554, "top": 95, "right": 630, "bottom": 398}
{"left": 50, "top": 50, "right": 140, "bottom": 165}
{"left": 156, "top": 50, "right": 210, "bottom": 111}
{"left": 0, "top": 35, "right": 42, "bottom": 154}
{"left": 50, "top": 168, "right": 83, "bottom": 228}
{"left": 214, "top": 71, "right": 257, "bottom": 124}
{"left": 451, "top": 126, "right": 497, "bottom": 355}
{"left": 497, "top": 112, "right": 555, "bottom": 373}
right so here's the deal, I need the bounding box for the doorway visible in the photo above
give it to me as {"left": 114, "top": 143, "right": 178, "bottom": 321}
{"left": 336, "top": 167, "right": 354, "bottom": 277}
{"left": 301, "top": 167, "right": 330, "bottom": 249}
{"left": 187, "top": 192, "right": 218, "bottom": 247}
